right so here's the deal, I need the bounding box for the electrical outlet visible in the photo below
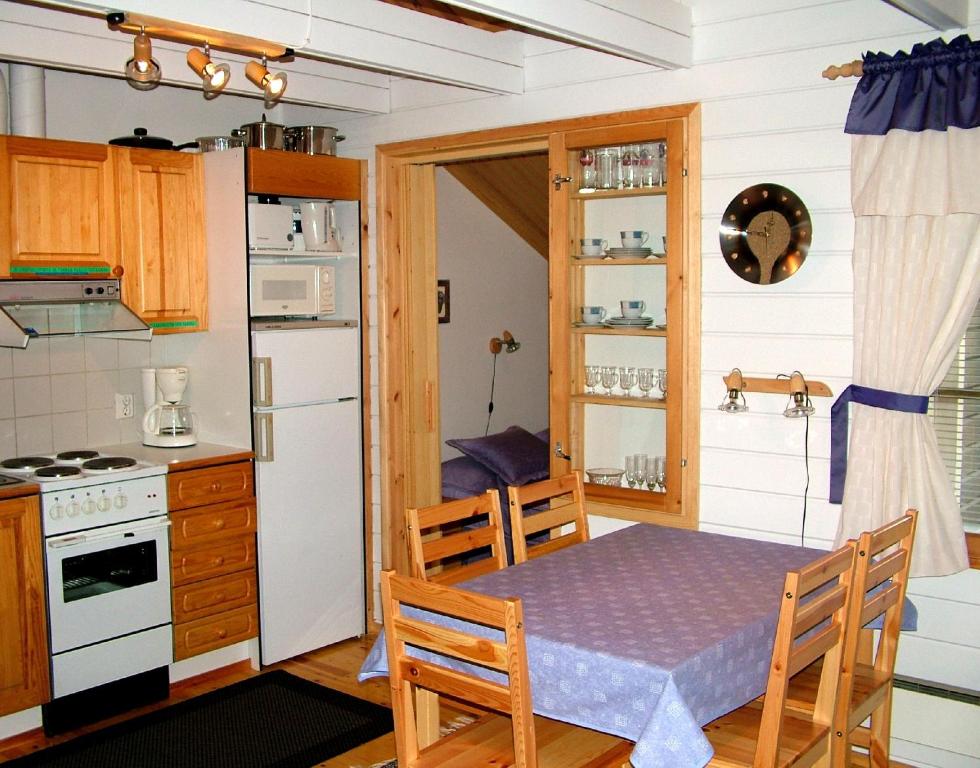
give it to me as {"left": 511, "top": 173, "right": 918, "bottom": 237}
{"left": 115, "top": 393, "right": 134, "bottom": 420}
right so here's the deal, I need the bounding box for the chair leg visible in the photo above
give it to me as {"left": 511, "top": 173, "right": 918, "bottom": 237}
{"left": 867, "top": 688, "right": 893, "bottom": 768}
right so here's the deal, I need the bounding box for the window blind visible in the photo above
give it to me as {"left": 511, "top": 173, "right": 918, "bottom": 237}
{"left": 929, "top": 300, "right": 980, "bottom": 532}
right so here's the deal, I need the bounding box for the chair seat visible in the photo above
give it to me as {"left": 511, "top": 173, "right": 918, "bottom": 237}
{"left": 786, "top": 660, "right": 892, "bottom": 727}
{"left": 703, "top": 702, "right": 828, "bottom": 768}
{"left": 415, "top": 713, "right": 632, "bottom": 768}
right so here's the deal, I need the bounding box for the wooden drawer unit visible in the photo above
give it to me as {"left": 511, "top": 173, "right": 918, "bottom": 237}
{"left": 168, "top": 461, "right": 253, "bottom": 511}
{"left": 168, "top": 459, "right": 257, "bottom": 659}
{"left": 173, "top": 604, "right": 259, "bottom": 661}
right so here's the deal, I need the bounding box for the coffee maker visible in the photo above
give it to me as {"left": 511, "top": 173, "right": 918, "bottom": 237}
{"left": 141, "top": 367, "right": 198, "bottom": 447}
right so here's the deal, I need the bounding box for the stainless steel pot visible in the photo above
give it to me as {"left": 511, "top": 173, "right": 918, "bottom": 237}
{"left": 196, "top": 135, "right": 246, "bottom": 152}
{"left": 238, "top": 117, "right": 286, "bottom": 150}
{"left": 285, "top": 125, "right": 345, "bottom": 156}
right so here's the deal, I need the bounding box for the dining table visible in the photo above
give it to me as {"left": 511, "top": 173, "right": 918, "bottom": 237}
{"left": 359, "top": 523, "right": 914, "bottom": 768}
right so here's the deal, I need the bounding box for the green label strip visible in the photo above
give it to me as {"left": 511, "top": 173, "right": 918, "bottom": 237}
{"left": 150, "top": 320, "right": 199, "bottom": 329}
{"left": 11, "top": 265, "right": 111, "bottom": 275}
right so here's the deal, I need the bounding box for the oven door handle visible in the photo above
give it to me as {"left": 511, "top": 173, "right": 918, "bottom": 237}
{"left": 47, "top": 519, "right": 171, "bottom": 549}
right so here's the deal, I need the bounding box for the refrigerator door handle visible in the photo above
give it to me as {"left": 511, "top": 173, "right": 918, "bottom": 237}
{"left": 254, "top": 412, "right": 275, "bottom": 462}
{"left": 252, "top": 356, "right": 272, "bottom": 407}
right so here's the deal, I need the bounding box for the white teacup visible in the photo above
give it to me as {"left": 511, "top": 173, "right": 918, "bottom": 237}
{"left": 620, "top": 299, "right": 645, "bottom": 319}
{"left": 620, "top": 230, "right": 649, "bottom": 248}
{"left": 580, "top": 238, "right": 607, "bottom": 257}
{"left": 581, "top": 306, "right": 607, "bottom": 325}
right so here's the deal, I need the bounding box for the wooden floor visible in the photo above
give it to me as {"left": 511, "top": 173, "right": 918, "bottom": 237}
{"left": 0, "top": 635, "right": 404, "bottom": 767}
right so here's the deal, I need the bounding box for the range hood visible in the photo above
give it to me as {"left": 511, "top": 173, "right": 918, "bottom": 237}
{"left": 0, "top": 280, "right": 152, "bottom": 349}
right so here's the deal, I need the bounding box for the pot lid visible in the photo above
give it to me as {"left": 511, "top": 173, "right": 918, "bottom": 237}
{"left": 109, "top": 127, "right": 174, "bottom": 149}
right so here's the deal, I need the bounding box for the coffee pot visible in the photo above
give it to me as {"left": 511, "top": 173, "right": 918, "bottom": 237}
{"left": 141, "top": 367, "right": 198, "bottom": 447}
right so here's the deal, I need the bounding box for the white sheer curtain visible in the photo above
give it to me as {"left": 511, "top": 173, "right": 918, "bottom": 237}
{"left": 836, "top": 127, "right": 980, "bottom": 576}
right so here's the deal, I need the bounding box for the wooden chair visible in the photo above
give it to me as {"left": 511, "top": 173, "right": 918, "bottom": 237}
{"left": 506, "top": 471, "right": 590, "bottom": 564}
{"left": 702, "top": 542, "right": 856, "bottom": 768}
{"left": 405, "top": 490, "right": 508, "bottom": 586}
{"left": 785, "top": 509, "right": 918, "bottom": 767}
{"left": 380, "top": 570, "right": 633, "bottom": 768}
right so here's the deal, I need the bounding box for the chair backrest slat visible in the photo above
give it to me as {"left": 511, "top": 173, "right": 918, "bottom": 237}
{"left": 395, "top": 658, "right": 514, "bottom": 713}
{"left": 406, "top": 490, "right": 508, "bottom": 585}
{"left": 507, "top": 471, "right": 589, "bottom": 564}
{"left": 391, "top": 615, "right": 509, "bottom": 671}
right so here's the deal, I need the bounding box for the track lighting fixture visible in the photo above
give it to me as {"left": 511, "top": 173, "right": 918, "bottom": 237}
{"left": 125, "top": 27, "right": 161, "bottom": 91}
{"left": 783, "top": 372, "right": 816, "bottom": 419}
{"left": 718, "top": 368, "right": 748, "bottom": 413}
{"left": 187, "top": 44, "right": 230, "bottom": 96}
{"left": 489, "top": 331, "right": 521, "bottom": 355}
{"left": 246, "top": 56, "right": 288, "bottom": 102}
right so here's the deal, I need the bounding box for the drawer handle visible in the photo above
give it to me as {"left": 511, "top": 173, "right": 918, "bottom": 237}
{"left": 213, "top": 519, "right": 225, "bottom": 529}
{"left": 214, "top": 593, "right": 225, "bottom": 602}
{"left": 217, "top": 629, "right": 227, "bottom": 639}
{"left": 210, "top": 482, "right": 221, "bottom": 492}
{"left": 213, "top": 556, "right": 225, "bottom": 566}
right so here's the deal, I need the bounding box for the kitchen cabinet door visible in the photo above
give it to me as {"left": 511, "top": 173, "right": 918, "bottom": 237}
{"left": 0, "top": 495, "right": 50, "bottom": 715}
{"left": 115, "top": 148, "right": 208, "bottom": 333}
{"left": 0, "top": 136, "right": 118, "bottom": 277}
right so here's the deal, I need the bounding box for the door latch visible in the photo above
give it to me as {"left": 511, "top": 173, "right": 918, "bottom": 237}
{"left": 552, "top": 174, "right": 572, "bottom": 190}
{"left": 554, "top": 441, "right": 571, "bottom": 460}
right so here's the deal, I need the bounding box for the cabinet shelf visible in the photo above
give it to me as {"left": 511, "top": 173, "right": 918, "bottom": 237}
{"left": 585, "top": 483, "right": 666, "bottom": 509}
{"left": 571, "top": 186, "right": 666, "bottom": 201}
{"left": 573, "top": 394, "right": 666, "bottom": 409}
{"left": 572, "top": 326, "right": 665, "bottom": 337}
{"left": 572, "top": 256, "right": 666, "bottom": 266}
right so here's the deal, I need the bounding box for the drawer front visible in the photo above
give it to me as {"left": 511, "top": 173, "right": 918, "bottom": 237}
{"left": 168, "top": 461, "right": 254, "bottom": 511}
{"left": 170, "top": 536, "right": 256, "bottom": 586}
{"left": 173, "top": 604, "right": 258, "bottom": 661}
{"left": 170, "top": 501, "right": 256, "bottom": 549}
{"left": 172, "top": 571, "right": 257, "bottom": 623}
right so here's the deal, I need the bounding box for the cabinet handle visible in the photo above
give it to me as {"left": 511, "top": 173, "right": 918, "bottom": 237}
{"left": 554, "top": 441, "right": 572, "bottom": 461}
{"left": 252, "top": 357, "right": 272, "bottom": 406}
{"left": 213, "top": 556, "right": 225, "bottom": 566}
{"left": 210, "top": 482, "right": 221, "bottom": 492}
{"left": 216, "top": 629, "right": 227, "bottom": 639}
{"left": 254, "top": 412, "right": 274, "bottom": 462}
{"left": 112, "top": 265, "right": 124, "bottom": 277}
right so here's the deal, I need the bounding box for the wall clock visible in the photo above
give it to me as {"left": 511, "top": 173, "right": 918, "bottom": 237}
{"left": 719, "top": 184, "right": 812, "bottom": 285}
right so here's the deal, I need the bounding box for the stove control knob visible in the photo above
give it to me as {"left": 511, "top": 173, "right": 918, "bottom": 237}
{"left": 67, "top": 501, "right": 81, "bottom": 517}
{"left": 113, "top": 493, "right": 128, "bottom": 510}
{"left": 97, "top": 496, "right": 111, "bottom": 512}
{"left": 50, "top": 503, "right": 64, "bottom": 520}
{"left": 82, "top": 499, "right": 96, "bottom": 514}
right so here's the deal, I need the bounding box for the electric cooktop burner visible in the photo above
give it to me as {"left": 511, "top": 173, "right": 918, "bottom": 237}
{"left": 82, "top": 456, "right": 138, "bottom": 472}
{"left": 55, "top": 450, "right": 100, "bottom": 462}
{"left": 1, "top": 456, "right": 56, "bottom": 471}
{"left": 34, "top": 465, "right": 83, "bottom": 479}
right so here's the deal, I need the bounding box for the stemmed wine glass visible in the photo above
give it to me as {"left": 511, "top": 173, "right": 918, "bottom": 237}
{"left": 657, "top": 368, "right": 667, "bottom": 399}
{"left": 600, "top": 366, "right": 619, "bottom": 396}
{"left": 584, "top": 365, "right": 600, "bottom": 394}
{"left": 625, "top": 454, "right": 638, "bottom": 489}
{"left": 637, "top": 368, "right": 655, "bottom": 398}
{"left": 654, "top": 455, "right": 666, "bottom": 492}
{"left": 578, "top": 149, "right": 596, "bottom": 191}
{"left": 619, "top": 366, "right": 638, "bottom": 398}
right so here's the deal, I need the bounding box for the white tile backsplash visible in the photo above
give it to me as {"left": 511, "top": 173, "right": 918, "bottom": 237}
{"left": 85, "top": 370, "right": 118, "bottom": 410}
{"left": 12, "top": 339, "right": 49, "bottom": 377}
{"left": 86, "top": 409, "right": 121, "bottom": 447}
{"left": 0, "top": 379, "right": 13, "bottom": 420}
{"left": 15, "top": 415, "right": 53, "bottom": 455}
{"left": 118, "top": 340, "right": 151, "bottom": 370}
{"left": 49, "top": 337, "right": 87, "bottom": 374}
{"left": 83, "top": 338, "right": 118, "bottom": 372}
{"left": 13, "top": 376, "right": 52, "bottom": 418}
{"left": 0, "top": 419, "right": 14, "bottom": 455}
{"left": 52, "top": 411, "right": 88, "bottom": 451}
{"left": 0, "top": 349, "right": 12, "bottom": 379}
{"left": 51, "top": 373, "right": 88, "bottom": 413}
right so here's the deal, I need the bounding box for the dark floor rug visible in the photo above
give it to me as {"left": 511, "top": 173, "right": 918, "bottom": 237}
{"left": 8, "top": 671, "right": 393, "bottom": 768}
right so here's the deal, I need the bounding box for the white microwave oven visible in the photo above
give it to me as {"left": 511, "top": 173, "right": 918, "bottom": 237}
{"left": 249, "top": 264, "right": 335, "bottom": 317}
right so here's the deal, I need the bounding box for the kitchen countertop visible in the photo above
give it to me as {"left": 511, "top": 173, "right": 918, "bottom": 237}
{"left": 95, "top": 442, "right": 254, "bottom": 472}
{"left": 0, "top": 476, "right": 39, "bottom": 501}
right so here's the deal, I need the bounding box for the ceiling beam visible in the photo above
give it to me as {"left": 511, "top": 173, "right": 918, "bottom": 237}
{"left": 440, "top": 0, "right": 692, "bottom": 69}
{"left": 883, "top": 0, "right": 969, "bottom": 29}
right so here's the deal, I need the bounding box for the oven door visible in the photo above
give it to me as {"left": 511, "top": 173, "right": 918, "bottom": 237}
{"left": 45, "top": 517, "right": 172, "bottom": 654}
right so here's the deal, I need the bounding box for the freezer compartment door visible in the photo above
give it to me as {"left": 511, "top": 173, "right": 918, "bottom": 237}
{"left": 255, "top": 399, "right": 364, "bottom": 663}
{"left": 251, "top": 326, "right": 359, "bottom": 406}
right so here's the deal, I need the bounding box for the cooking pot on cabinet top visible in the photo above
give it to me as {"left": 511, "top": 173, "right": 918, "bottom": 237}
{"left": 109, "top": 128, "right": 198, "bottom": 151}
{"left": 284, "top": 125, "right": 345, "bottom": 156}
{"left": 238, "top": 116, "right": 286, "bottom": 150}
{"left": 196, "top": 135, "right": 246, "bottom": 152}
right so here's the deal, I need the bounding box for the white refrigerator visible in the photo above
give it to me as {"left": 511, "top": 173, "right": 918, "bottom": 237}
{"left": 251, "top": 324, "right": 364, "bottom": 664}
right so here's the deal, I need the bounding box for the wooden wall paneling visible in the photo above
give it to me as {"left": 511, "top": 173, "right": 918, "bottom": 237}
{"left": 547, "top": 131, "right": 572, "bottom": 479}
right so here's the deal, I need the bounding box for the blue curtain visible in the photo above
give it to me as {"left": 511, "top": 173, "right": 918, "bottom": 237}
{"left": 845, "top": 34, "right": 979, "bottom": 135}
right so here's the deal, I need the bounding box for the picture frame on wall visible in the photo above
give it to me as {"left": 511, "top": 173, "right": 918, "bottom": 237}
{"left": 437, "top": 280, "right": 450, "bottom": 324}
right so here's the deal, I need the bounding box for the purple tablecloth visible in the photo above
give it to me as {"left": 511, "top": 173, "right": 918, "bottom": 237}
{"left": 359, "top": 524, "right": 907, "bottom": 768}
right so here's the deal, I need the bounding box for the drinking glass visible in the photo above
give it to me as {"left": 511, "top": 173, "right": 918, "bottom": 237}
{"left": 654, "top": 455, "right": 666, "bottom": 492}
{"left": 620, "top": 144, "right": 640, "bottom": 189}
{"left": 600, "top": 366, "right": 619, "bottom": 396}
{"left": 658, "top": 142, "right": 667, "bottom": 185}
{"left": 639, "top": 143, "right": 658, "bottom": 187}
{"left": 643, "top": 456, "right": 658, "bottom": 491}
{"left": 619, "top": 366, "right": 638, "bottom": 397}
{"left": 637, "top": 367, "right": 655, "bottom": 398}
{"left": 632, "top": 453, "right": 647, "bottom": 490}
{"left": 578, "top": 149, "right": 596, "bottom": 191}
{"left": 584, "top": 365, "right": 600, "bottom": 394}
{"left": 657, "top": 368, "right": 668, "bottom": 398}
{"left": 625, "top": 454, "right": 638, "bottom": 488}
{"left": 596, "top": 147, "right": 619, "bottom": 190}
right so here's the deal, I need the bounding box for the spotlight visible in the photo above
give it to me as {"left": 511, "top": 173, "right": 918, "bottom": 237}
{"left": 246, "top": 56, "right": 287, "bottom": 101}
{"left": 718, "top": 368, "right": 748, "bottom": 413}
{"left": 187, "top": 44, "right": 230, "bottom": 96}
{"left": 489, "top": 331, "right": 521, "bottom": 355}
{"left": 783, "top": 372, "right": 816, "bottom": 418}
{"left": 125, "top": 27, "right": 161, "bottom": 91}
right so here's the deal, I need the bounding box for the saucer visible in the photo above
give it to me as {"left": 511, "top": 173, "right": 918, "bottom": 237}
{"left": 606, "top": 247, "right": 652, "bottom": 259}
{"left": 574, "top": 254, "right": 608, "bottom": 261}
{"left": 604, "top": 316, "right": 653, "bottom": 327}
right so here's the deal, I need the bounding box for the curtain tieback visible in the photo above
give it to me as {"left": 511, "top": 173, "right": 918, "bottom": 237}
{"left": 829, "top": 384, "right": 929, "bottom": 504}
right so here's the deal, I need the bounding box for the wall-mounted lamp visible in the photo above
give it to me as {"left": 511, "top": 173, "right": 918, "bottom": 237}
{"left": 246, "top": 56, "right": 288, "bottom": 102}
{"left": 718, "top": 368, "right": 748, "bottom": 413}
{"left": 719, "top": 369, "right": 832, "bottom": 415}
{"left": 108, "top": 12, "right": 292, "bottom": 101}
{"left": 125, "top": 27, "right": 161, "bottom": 91}
{"left": 489, "top": 331, "right": 521, "bottom": 355}
{"left": 187, "top": 44, "right": 230, "bottom": 97}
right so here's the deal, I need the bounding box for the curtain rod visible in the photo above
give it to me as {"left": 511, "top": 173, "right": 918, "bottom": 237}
{"left": 822, "top": 59, "right": 863, "bottom": 80}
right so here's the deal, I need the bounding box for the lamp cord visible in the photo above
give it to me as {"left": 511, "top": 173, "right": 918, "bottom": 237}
{"left": 802, "top": 405, "right": 810, "bottom": 547}
{"left": 485, "top": 353, "right": 497, "bottom": 435}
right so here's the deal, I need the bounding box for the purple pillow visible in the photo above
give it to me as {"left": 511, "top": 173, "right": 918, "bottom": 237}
{"left": 446, "top": 426, "right": 549, "bottom": 487}
{"left": 441, "top": 455, "right": 498, "bottom": 498}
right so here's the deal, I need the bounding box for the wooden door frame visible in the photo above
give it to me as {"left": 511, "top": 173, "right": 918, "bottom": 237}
{"left": 377, "top": 104, "right": 701, "bottom": 576}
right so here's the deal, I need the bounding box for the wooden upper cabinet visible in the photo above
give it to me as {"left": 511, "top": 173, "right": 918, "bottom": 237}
{"left": 115, "top": 148, "right": 208, "bottom": 333}
{"left": 0, "top": 136, "right": 117, "bottom": 277}
{"left": 0, "top": 495, "right": 50, "bottom": 715}
{"left": 246, "top": 148, "right": 361, "bottom": 199}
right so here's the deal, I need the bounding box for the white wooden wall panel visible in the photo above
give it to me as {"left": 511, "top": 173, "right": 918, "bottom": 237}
{"left": 702, "top": 333, "right": 854, "bottom": 376}
{"left": 892, "top": 690, "right": 980, "bottom": 768}
{"left": 523, "top": 46, "right": 659, "bottom": 91}
{"left": 699, "top": 485, "right": 839, "bottom": 544}
{"left": 701, "top": 447, "right": 830, "bottom": 498}
{"left": 702, "top": 251, "right": 854, "bottom": 293}
{"left": 702, "top": 294, "right": 853, "bottom": 335}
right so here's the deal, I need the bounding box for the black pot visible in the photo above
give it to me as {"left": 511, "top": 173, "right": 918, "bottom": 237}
{"left": 109, "top": 128, "right": 198, "bottom": 151}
